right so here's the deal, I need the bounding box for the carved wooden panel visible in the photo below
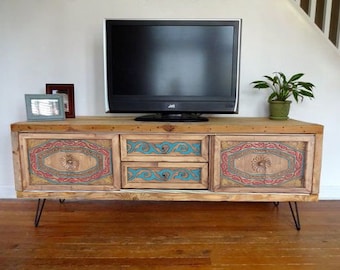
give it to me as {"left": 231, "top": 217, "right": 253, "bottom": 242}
{"left": 19, "top": 133, "right": 120, "bottom": 191}
{"left": 122, "top": 162, "right": 208, "bottom": 189}
{"left": 120, "top": 135, "right": 208, "bottom": 162}
{"left": 212, "top": 135, "right": 315, "bottom": 193}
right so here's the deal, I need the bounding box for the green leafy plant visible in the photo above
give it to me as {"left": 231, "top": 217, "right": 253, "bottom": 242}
{"left": 251, "top": 72, "right": 315, "bottom": 102}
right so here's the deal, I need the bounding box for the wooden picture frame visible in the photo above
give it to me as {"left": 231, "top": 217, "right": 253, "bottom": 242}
{"left": 25, "top": 94, "right": 65, "bottom": 121}
{"left": 46, "top": 84, "right": 75, "bottom": 118}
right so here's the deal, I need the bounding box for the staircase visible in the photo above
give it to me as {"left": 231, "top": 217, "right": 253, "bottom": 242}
{"left": 295, "top": 0, "right": 340, "bottom": 51}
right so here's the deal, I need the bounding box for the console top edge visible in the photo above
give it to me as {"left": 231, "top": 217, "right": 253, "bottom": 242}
{"left": 11, "top": 116, "right": 324, "bottom": 134}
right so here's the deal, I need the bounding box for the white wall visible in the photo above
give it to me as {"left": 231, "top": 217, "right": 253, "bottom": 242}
{"left": 1, "top": 0, "right": 340, "bottom": 199}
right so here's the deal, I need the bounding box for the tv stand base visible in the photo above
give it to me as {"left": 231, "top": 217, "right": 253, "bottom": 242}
{"left": 134, "top": 113, "right": 209, "bottom": 122}
{"left": 33, "top": 199, "right": 301, "bottom": 230}
{"left": 10, "top": 117, "right": 323, "bottom": 230}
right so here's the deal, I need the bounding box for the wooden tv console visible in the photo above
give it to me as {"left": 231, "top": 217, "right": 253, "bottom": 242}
{"left": 11, "top": 117, "right": 323, "bottom": 228}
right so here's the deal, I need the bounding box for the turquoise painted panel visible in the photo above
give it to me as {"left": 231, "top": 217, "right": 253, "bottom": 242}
{"left": 128, "top": 168, "right": 201, "bottom": 182}
{"left": 127, "top": 140, "right": 201, "bottom": 156}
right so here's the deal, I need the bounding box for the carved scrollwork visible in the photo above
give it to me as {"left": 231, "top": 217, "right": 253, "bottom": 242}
{"left": 60, "top": 154, "right": 79, "bottom": 171}
{"left": 251, "top": 155, "right": 272, "bottom": 173}
{"left": 127, "top": 140, "right": 201, "bottom": 155}
{"left": 128, "top": 168, "right": 200, "bottom": 182}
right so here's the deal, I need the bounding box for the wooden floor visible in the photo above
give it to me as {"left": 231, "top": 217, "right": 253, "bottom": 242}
{"left": 0, "top": 199, "right": 340, "bottom": 270}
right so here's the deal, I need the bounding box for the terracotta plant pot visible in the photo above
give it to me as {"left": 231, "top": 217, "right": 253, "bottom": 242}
{"left": 269, "top": 100, "right": 292, "bottom": 120}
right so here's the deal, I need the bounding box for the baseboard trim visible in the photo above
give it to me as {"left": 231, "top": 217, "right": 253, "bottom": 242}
{"left": 0, "top": 186, "right": 16, "bottom": 198}
{"left": 319, "top": 186, "right": 340, "bottom": 200}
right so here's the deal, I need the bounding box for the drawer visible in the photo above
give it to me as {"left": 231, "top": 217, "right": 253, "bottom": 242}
{"left": 120, "top": 134, "right": 209, "bottom": 162}
{"left": 121, "top": 162, "right": 208, "bottom": 189}
{"left": 211, "top": 135, "right": 315, "bottom": 193}
{"left": 19, "top": 133, "right": 120, "bottom": 191}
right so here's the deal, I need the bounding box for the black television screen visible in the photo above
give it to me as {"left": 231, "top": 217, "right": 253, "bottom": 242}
{"left": 104, "top": 19, "right": 241, "bottom": 121}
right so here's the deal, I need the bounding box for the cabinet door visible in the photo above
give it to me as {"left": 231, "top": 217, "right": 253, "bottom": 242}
{"left": 212, "top": 135, "right": 315, "bottom": 193}
{"left": 19, "top": 133, "right": 120, "bottom": 191}
{"left": 120, "top": 134, "right": 209, "bottom": 162}
{"left": 121, "top": 162, "right": 208, "bottom": 189}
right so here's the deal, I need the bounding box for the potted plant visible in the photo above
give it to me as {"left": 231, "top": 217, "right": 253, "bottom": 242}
{"left": 251, "top": 72, "right": 315, "bottom": 120}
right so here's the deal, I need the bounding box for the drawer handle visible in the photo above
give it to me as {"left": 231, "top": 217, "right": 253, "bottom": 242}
{"left": 60, "top": 154, "right": 80, "bottom": 171}
{"left": 161, "top": 172, "right": 170, "bottom": 181}
{"left": 161, "top": 145, "right": 169, "bottom": 154}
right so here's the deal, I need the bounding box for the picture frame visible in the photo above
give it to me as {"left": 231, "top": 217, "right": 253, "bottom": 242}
{"left": 46, "top": 84, "right": 75, "bottom": 118}
{"left": 25, "top": 94, "right": 65, "bottom": 121}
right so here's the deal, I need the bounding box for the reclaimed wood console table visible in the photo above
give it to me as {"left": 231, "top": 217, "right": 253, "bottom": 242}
{"left": 11, "top": 117, "right": 323, "bottom": 229}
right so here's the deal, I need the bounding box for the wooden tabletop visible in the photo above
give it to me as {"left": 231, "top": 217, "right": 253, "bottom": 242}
{"left": 11, "top": 116, "right": 324, "bottom": 134}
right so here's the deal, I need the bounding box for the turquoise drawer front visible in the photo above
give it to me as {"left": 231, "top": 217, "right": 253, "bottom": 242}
{"left": 127, "top": 140, "right": 201, "bottom": 156}
{"left": 121, "top": 162, "right": 208, "bottom": 189}
{"left": 120, "top": 135, "right": 209, "bottom": 162}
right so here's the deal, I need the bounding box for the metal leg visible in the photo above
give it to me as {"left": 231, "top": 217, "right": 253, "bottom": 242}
{"left": 289, "top": 202, "right": 301, "bottom": 231}
{"left": 59, "top": 199, "right": 65, "bottom": 204}
{"left": 273, "top": 202, "right": 280, "bottom": 207}
{"left": 34, "top": 199, "right": 46, "bottom": 227}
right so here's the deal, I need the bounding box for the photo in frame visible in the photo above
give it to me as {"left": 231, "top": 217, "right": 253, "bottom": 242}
{"left": 25, "top": 94, "right": 65, "bottom": 121}
{"left": 46, "top": 84, "right": 75, "bottom": 118}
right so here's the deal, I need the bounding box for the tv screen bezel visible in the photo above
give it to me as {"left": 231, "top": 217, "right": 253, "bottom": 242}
{"left": 104, "top": 19, "right": 242, "bottom": 121}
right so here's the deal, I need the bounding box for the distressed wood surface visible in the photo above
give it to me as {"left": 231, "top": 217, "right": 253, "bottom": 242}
{"left": 16, "top": 190, "right": 318, "bottom": 202}
{"left": 11, "top": 117, "right": 323, "bottom": 202}
{"left": 11, "top": 116, "right": 324, "bottom": 134}
{"left": 0, "top": 199, "right": 339, "bottom": 269}
{"left": 121, "top": 162, "right": 209, "bottom": 189}
{"left": 212, "top": 135, "right": 316, "bottom": 194}
{"left": 120, "top": 134, "right": 209, "bottom": 162}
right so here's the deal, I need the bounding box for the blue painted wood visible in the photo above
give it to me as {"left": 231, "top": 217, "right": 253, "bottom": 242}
{"left": 127, "top": 140, "right": 201, "bottom": 156}
{"left": 128, "top": 168, "right": 201, "bottom": 182}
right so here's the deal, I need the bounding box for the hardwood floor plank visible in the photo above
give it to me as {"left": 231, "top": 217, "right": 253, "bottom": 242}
{"left": 1, "top": 199, "right": 340, "bottom": 269}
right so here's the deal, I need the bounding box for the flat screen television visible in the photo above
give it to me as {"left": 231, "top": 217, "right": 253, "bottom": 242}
{"left": 104, "top": 19, "right": 242, "bottom": 122}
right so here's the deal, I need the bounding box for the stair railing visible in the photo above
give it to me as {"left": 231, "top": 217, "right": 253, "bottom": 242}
{"left": 295, "top": 0, "right": 340, "bottom": 52}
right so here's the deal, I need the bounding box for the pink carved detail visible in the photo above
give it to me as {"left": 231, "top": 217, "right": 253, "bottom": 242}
{"left": 29, "top": 140, "right": 112, "bottom": 184}
{"left": 220, "top": 142, "right": 304, "bottom": 186}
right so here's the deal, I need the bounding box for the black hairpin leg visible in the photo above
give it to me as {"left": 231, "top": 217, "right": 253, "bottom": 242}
{"left": 289, "top": 201, "right": 301, "bottom": 231}
{"left": 59, "top": 199, "right": 65, "bottom": 204}
{"left": 34, "top": 199, "right": 46, "bottom": 227}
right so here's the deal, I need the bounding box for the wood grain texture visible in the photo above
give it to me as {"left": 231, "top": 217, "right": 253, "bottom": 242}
{"left": 212, "top": 135, "right": 315, "bottom": 194}
{"left": 18, "top": 133, "right": 121, "bottom": 191}
{"left": 11, "top": 116, "right": 324, "bottom": 134}
{"left": 0, "top": 199, "right": 339, "bottom": 269}
{"left": 121, "top": 162, "right": 208, "bottom": 189}
{"left": 16, "top": 190, "right": 319, "bottom": 202}
{"left": 11, "top": 131, "right": 23, "bottom": 192}
{"left": 11, "top": 117, "right": 323, "bottom": 202}
{"left": 120, "top": 134, "right": 209, "bottom": 162}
